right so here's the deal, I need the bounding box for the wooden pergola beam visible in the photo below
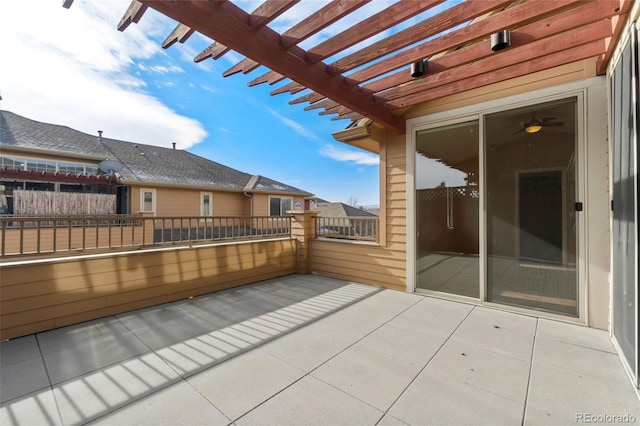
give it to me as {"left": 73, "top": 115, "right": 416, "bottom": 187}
{"left": 117, "top": 0, "right": 148, "bottom": 32}
{"left": 248, "top": 0, "right": 371, "bottom": 86}
{"left": 387, "top": 39, "right": 607, "bottom": 109}
{"left": 248, "top": 0, "right": 442, "bottom": 86}
{"left": 329, "top": 0, "right": 512, "bottom": 75}
{"left": 140, "top": 0, "right": 405, "bottom": 132}
{"left": 380, "top": 20, "right": 611, "bottom": 104}
{"left": 306, "top": 0, "right": 444, "bottom": 63}
{"left": 349, "top": 0, "right": 584, "bottom": 84}
{"left": 364, "top": 0, "right": 622, "bottom": 98}
{"left": 162, "top": 23, "right": 195, "bottom": 49}
{"left": 194, "top": 43, "right": 230, "bottom": 63}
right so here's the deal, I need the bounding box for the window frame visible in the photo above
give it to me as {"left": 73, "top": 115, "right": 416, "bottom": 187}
{"left": 268, "top": 196, "right": 293, "bottom": 216}
{"left": 200, "top": 192, "right": 213, "bottom": 217}
{"left": 140, "top": 188, "right": 156, "bottom": 214}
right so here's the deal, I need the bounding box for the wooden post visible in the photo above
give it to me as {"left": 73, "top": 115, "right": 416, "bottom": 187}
{"left": 140, "top": 212, "right": 155, "bottom": 246}
{"left": 289, "top": 210, "right": 318, "bottom": 274}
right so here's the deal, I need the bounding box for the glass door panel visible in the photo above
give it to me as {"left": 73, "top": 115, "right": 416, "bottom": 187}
{"left": 611, "top": 29, "right": 638, "bottom": 381}
{"left": 415, "top": 120, "right": 480, "bottom": 298}
{"left": 485, "top": 98, "right": 578, "bottom": 316}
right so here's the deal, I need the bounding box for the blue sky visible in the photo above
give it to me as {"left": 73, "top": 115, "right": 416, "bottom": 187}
{"left": 0, "top": 0, "right": 456, "bottom": 206}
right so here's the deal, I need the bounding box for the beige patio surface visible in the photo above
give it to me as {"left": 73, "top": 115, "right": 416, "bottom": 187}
{"left": 1, "top": 274, "right": 638, "bottom": 425}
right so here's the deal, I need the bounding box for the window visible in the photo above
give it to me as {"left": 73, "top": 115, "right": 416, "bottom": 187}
{"left": 269, "top": 196, "right": 292, "bottom": 216}
{"left": 0, "top": 157, "right": 98, "bottom": 175}
{"left": 60, "top": 184, "right": 84, "bottom": 193}
{"left": 140, "top": 189, "right": 155, "bottom": 213}
{"left": 58, "top": 163, "right": 86, "bottom": 175}
{"left": 0, "top": 157, "right": 25, "bottom": 170}
{"left": 26, "top": 160, "right": 56, "bottom": 173}
{"left": 85, "top": 165, "right": 99, "bottom": 176}
{"left": 26, "top": 182, "right": 55, "bottom": 191}
{"left": 200, "top": 192, "right": 212, "bottom": 217}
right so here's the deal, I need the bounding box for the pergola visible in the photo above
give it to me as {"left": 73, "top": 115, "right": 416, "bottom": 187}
{"left": 66, "top": 0, "right": 630, "bottom": 134}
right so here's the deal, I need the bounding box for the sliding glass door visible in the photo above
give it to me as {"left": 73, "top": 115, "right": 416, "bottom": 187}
{"left": 415, "top": 120, "right": 480, "bottom": 298}
{"left": 484, "top": 99, "right": 578, "bottom": 316}
{"left": 414, "top": 98, "right": 579, "bottom": 316}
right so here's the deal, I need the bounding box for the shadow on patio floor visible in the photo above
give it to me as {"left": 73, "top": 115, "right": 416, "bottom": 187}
{"left": 0, "top": 274, "right": 380, "bottom": 425}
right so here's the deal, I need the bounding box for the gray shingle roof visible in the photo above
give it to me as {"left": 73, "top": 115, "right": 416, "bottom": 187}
{"left": 248, "top": 175, "right": 311, "bottom": 196}
{"left": 314, "top": 201, "right": 377, "bottom": 218}
{"left": 1, "top": 110, "right": 311, "bottom": 195}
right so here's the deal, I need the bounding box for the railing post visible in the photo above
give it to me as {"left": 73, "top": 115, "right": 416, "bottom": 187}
{"left": 289, "top": 210, "right": 318, "bottom": 274}
{"left": 140, "top": 212, "right": 154, "bottom": 245}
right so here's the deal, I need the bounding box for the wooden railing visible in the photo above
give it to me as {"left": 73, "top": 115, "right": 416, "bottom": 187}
{"left": 316, "top": 217, "right": 378, "bottom": 242}
{"left": 0, "top": 215, "right": 291, "bottom": 257}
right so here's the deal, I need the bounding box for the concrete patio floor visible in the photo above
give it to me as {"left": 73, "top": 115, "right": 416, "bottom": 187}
{"left": 1, "top": 274, "right": 638, "bottom": 425}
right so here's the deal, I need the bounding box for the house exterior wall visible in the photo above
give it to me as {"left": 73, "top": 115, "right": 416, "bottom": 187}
{"left": 0, "top": 238, "right": 296, "bottom": 340}
{"left": 129, "top": 185, "right": 250, "bottom": 216}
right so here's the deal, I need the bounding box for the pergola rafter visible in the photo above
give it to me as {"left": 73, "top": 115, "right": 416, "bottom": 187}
{"left": 111, "top": 0, "right": 630, "bottom": 131}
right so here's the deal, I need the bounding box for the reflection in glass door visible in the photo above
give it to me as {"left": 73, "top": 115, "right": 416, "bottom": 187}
{"left": 485, "top": 98, "right": 578, "bottom": 316}
{"left": 415, "top": 120, "right": 479, "bottom": 298}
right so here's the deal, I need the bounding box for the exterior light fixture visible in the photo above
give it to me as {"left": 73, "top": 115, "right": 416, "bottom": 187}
{"left": 491, "top": 30, "right": 511, "bottom": 51}
{"left": 524, "top": 119, "right": 543, "bottom": 133}
{"left": 410, "top": 59, "right": 427, "bottom": 78}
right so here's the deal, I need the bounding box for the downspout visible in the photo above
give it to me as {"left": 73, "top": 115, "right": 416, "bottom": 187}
{"left": 243, "top": 191, "right": 253, "bottom": 215}
{"left": 243, "top": 175, "right": 260, "bottom": 216}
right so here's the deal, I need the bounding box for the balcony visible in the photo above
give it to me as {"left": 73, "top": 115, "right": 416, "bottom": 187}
{"left": 1, "top": 213, "right": 638, "bottom": 424}
{"left": 1, "top": 274, "right": 638, "bottom": 425}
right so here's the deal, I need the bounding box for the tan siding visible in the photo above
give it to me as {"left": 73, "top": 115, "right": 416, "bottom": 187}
{"left": 388, "top": 174, "right": 406, "bottom": 184}
{"left": 311, "top": 240, "right": 405, "bottom": 290}
{"left": 252, "top": 193, "right": 269, "bottom": 216}
{"left": 128, "top": 185, "right": 250, "bottom": 216}
{"left": 213, "top": 192, "right": 250, "bottom": 216}
{"left": 314, "top": 126, "right": 408, "bottom": 291}
{"left": 155, "top": 187, "right": 199, "bottom": 216}
{"left": 0, "top": 239, "right": 296, "bottom": 340}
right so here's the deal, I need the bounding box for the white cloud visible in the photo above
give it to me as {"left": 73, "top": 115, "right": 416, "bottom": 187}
{"left": 319, "top": 144, "right": 378, "bottom": 166}
{"left": 139, "top": 64, "right": 185, "bottom": 74}
{"left": 0, "top": 0, "right": 207, "bottom": 149}
{"left": 201, "top": 85, "right": 220, "bottom": 94}
{"left": 267, "top": 108, "right": 321, "bottom": 141}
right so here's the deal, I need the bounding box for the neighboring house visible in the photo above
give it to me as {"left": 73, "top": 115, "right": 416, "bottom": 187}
{"left": 308, "top": 198, "right": 378, "bottom": 240}
{"left": 0, "top": 110, "right": 312, "bottom": 217}
{"left": 309, "top": 198, "right": 377, "bottom": 218}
